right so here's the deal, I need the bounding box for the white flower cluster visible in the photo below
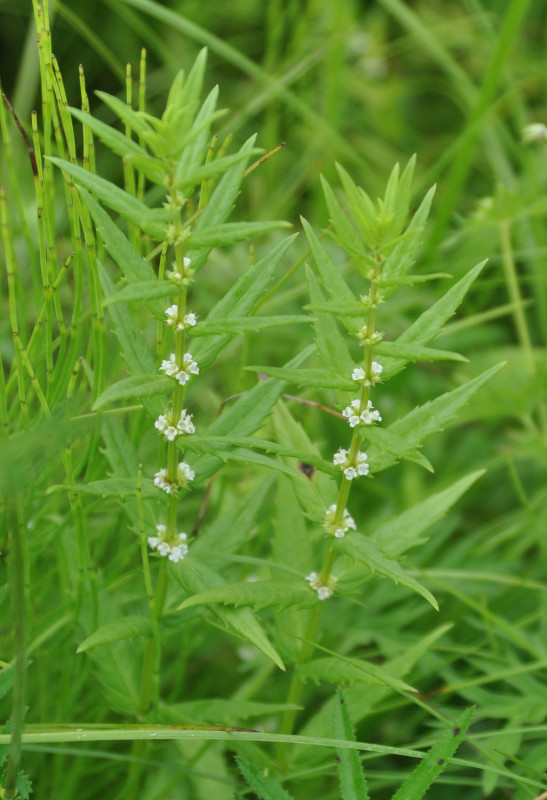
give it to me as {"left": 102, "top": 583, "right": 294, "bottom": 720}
{"left": 352, "top": 361, "right": 383, "bottom": 386}
{"left": 165, "top": 305, "right": 197, "bottom": 331}
{"left": 148, "top": 525, "right": 188, "bottom": 563}
{"left": 324, "top": 504, "right": 356, "bottom": 538}
{"left": 342, "top": 399, "right": 382, "bottom": 428}
{"left": 305, "top": 571, "right": 335, "bottom": 600}
{"left": 160, "top": 352, "right": 199, "bottom": 386}
{"left": 155, "top": 409, "right": 195, "bottom": 441}
{"left": 154, "top": 462, "right": 195, "bottom": 494}
{"left": 333, "top": 448, "right": 369, "bottom": 479}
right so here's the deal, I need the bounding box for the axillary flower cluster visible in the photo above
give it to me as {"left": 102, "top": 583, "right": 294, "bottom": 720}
{"left": 148, "top": 254, "right": 198, "bottom": 563}
{"left": 306, "top": 304, "right": 384, "bottom": 600}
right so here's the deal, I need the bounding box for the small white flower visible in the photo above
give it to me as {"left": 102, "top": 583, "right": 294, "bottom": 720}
{"left": 157, "top": 541, "right": 171, "bottom": 556}
{"left": 167, "top": 257, "right": 194, "bottom": 286}
{"left": 523, "top": 123, "right": 547, "bottom": 143}
{"left": 165, "top": 305, "right": 198, "bottom": 331}
{"left": 147, "top": 536, "right": 161, "bottom": 550}
{"left": 169, "top": 543, "right": 189, "bottom": 562}
{"left": 160, "top": 353, "right": 180, "bottom": 378}
{"left": 184, "top": 312, "right": 197, "bottom": 328}
{"left": 358, "top": 328, "right": 383, "bottom": 346}
{"left": 154, "top": 414, "right": 178, "bottom": 441}
{"left": 176, "top": 409, "right": 195, "bottom": 435}
{"left": 324, "top": 504, "right": 356, "bottom": 538}
{"left": 305, "top": 571, "right": 335, "bottom": 600}
{"left": 334, "top": 449, "right": 369, "bottom": 479}
{"left": 342, "top": 399, "right": 381, "bottom": 427}
{"left": 352, "top": 367, "right": 366, "bottom": 382}
{"left": 177, "top": 461, "right": 195, "bottom": 483}
{"left": 352, "top": 362, "right": 383, "bottom": 386}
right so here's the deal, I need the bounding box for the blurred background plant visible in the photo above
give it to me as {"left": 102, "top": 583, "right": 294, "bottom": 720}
{"left": 1, "top": 0, "right": 547, "bottom": 798}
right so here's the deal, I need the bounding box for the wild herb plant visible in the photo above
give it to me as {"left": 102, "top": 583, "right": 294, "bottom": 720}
{"left": 3, "top": 3, "right": 547, "bottom": 800}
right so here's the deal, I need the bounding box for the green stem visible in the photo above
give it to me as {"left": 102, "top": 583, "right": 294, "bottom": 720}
{"left": 4, "top": 500, "right": 27, "bottom": 799}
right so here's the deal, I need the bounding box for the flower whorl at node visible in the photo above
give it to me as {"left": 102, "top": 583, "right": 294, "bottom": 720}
{"left": 155, "top": 409, "right": 195, "bottom": 441}
{"left": 324, "top": 504, "right": 356, "bottom": 538}
{"left": 154, "top": 462, "right": 195, "bottom": 495}
{"left": 160, "top": 352, "right": 199, "bottom": 386}
{"left": 358, "top": 328, "right": 383, "bottom": 347}
{"left": 333, "top": 448, "right": 369, "bottom": 480}
{"left": 342, "top": 399, "right": 382, "bottom": 428}
{"left": 306, "top": 571, "right": 336, "bottom": 600}
{"left": 148, "top": 525, "right": 188, "bottom": 562}
{"left": 165, "top": 305, "right": 197, "bottom": 331}
{"left": 351, "top": 362, "right": 383, "bottom": 387}
{"left": 167, "top": 256, "right": 194, "bottom": 286}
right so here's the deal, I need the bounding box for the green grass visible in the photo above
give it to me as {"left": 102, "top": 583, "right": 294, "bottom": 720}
{"left": 1, "top": 1, "right": 547, "bottom": 799}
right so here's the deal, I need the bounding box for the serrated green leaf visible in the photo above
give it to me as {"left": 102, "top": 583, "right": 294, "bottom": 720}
{"left": 391, "top": 707, "right": 474, "bottom": 800}
{"left": 246, "top": 365, "right": 354, "bottom": 390}
{"left": 301, "top": 216, "right": 356, "bottom": 306}
{"left": 172, "top": 556, "right": 285, "bottom": 670}
{"left": 191, "top": 314, "right": 309, "bottom": 336}
{"left": 186, "top": 220, "right": 290, "bottom": 248}
{"left": 177, "top": 581, "right": 313, "bottom": 612}
{"left": 381, "top": 186, "right": 436, "bottom": 294}
{"left": 399, "top": 261, "right": 487, "bottom": 347}
{"left": 48, "top": 157, "right": 171, "bottom": 238}
{"left": 99, "top": 265, "right": 163, "bottom": 417}
{"left": 93, "top": 374, "right": 173, "bottom": 410}
{"left": 237, "top": 756, "right": 295, "bottom": 800}
{"left": 334, "top": 689, "right": 371, "bottom": 800}
{"left": 303, "top": 301, "right": 366, "bottom": 318}
{"left": 192, "top": 235, "right": 297, "bottom": 367}
{"left": 102, "top": 281, "right": 177, "bottom": 306}
{"left": 388, "top": 363, "right": 505, "bottom": 449}
{"left": 306, "top": 265, "right": 354, "bottom": 395}
{"left": 372, "top": 471, "right": 484, "bottom": 558}
{"left": 47, "top": 477, "right": 156, "bottom": 499}
{"left": 336, "top": 534, "right": 438, "bottom": 609}
{"left": 167, "top": 698, "right": 299, "bottom": 725}
{"left": 374, "top": 340, "right": 466, "bottom": 363}
{"left": 297, "top": 657, "right": 415, "bottom": 691}
{"left": 321, "top": 174, "right": 369, "bottom": 261}
{"left": 68, "top": 106, "right": 167, "bottom": 183}
{"left": 186, "top": 135, "right": 257, "bottom": 272}
{"left": 362, "top": 426, "right": 433, "bottom": 472}
{"left": 77, "top": 616, "right": 152, "bottom": 653}
{"left": 96, "top": 90, "right": 155, "bottom": 141}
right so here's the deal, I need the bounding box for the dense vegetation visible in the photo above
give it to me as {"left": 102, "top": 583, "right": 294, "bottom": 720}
{"left": 1, "top": 1, "right": 547, "bottom": 798}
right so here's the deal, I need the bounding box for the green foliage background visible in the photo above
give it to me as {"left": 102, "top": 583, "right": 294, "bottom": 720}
{"left": 1, "top": 1, "right": 547, "bottom": 798}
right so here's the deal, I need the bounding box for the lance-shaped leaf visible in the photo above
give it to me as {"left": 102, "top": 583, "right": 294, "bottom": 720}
{"left": 172, "top": 556, "right": 285, "bottom": 670}
{"left": 374, "top": 340, "right": 467, "bottom": 363}
{"left": 362, "top": 426, "right": 433, "bottom": 472}
{"left": 190, "top": 315, "right": 309, "bottom": 336}
{"left": 68, "top": 106, "right": 167, "bottom": 184}
{"left": 177, "top": 581, "right": 313, "bottom": 612}
{"left": 336, "top": 533, "right": 438, "bottom": 609}
{"left": 297, "top": 658, "right": 415, "bottom": 691}
{"left": 245, "top": 365, "right": 355, "bottom": 391}
{"left": 48, "top": 157, "right": 172, "bottom": 238}
{"left": 102, "top": 281, "right": 177, "bottom": 306}
{"left": 185, "top": 220, "right": 290, "bottom": 248}
{"left": 321, "top": 174, "right": 369, "bottom": 262}
{"left": 93, "top": 375, "right": 174, "bottom": 410}
{"left": 391, "top": 707, "right": 474, "bottom": 800}
{"left": 47, "top": 477, "right": 157, "bottom": 499}
{"left": 372, "top": 470, "right": 484, "bottom": 558}
{"left": 237, "top": 757, "right": 295, "bottom": 800}
{"left": 333, "top": 689, "right": 371, "bottom": 800}
{"left": 77, "top": 616, "right": 152, "bottom": 653}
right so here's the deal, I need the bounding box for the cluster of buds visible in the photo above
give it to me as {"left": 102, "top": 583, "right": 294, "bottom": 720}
{"left": 306, "top": 571, "right": 336, "bottom": 600}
